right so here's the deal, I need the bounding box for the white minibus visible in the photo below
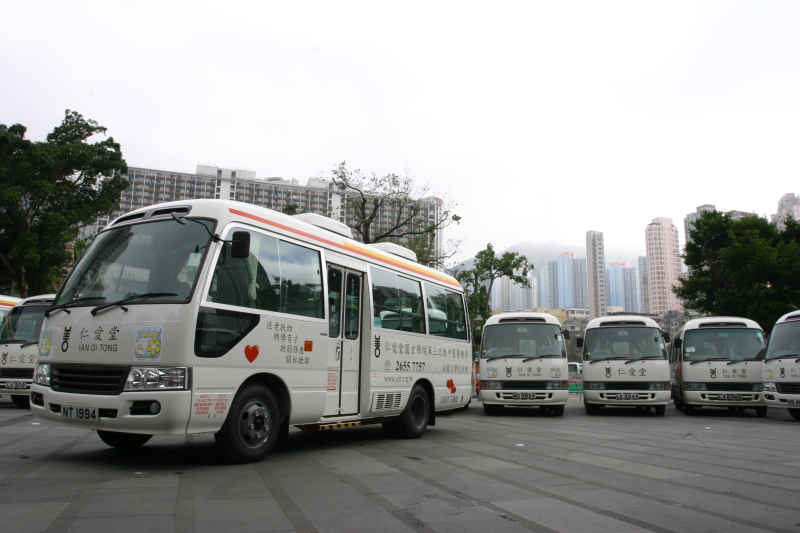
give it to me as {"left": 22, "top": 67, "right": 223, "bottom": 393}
{"left": 762, "top": 311, "right": 800, "bottom": 420}
{"left": 30, "top": 200, "right": 471, "bottom": 462}
{"left": 0, "top": 294, "right": 54, "bottom": 407}
{"left": 670, "top": 317, "right": 766, "bottom": 416}
{"left": 579, "top": 316, "right": 670, "bottom": 415}
{"left": 0, "top": 295, "right": 23, "bottom": 323}
{"left": 479, "top": 312, "right": 569, "bottom": 416}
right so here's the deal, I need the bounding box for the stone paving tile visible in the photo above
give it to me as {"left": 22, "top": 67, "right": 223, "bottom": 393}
{"left": 78, "top": 486, "right": 178, "bottom": 518}
{"left": 0, "top": 502, "right": 69, "bottom": 533}
{"left": 65, "top": 515, "right": 175, "bottom": 533}
{"left": 194, "top": 497, "right": 293, "bottom": 533}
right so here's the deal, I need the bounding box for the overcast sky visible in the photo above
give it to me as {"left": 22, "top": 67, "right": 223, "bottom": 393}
{"left": 3, "top": 1, "right": 799, "bottom": 264}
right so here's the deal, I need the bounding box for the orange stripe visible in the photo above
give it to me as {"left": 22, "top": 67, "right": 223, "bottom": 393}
{"left": 229, "top": 208, "right": 461, "bottom": 289}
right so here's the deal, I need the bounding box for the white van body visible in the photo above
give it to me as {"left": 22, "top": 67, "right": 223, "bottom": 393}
{"left": 29, "top": 200, "right": 471, "bottom": 462}
{"left": 479, "top": 312, "right": 569, "bottom": 416}
{"left": 581, "top": 316, "right": 670, "bottom": 415}
{"left": 0, "top": 295, "right": 23, "bottom": 323}
{"left": 0, "top": 294, "right": 54, "bottom": 408}
{"left": 762, "top": 311, "right": 800, "bottom": 420}
{"left": 670, "top": 317, "right": 767, "bottom": 416}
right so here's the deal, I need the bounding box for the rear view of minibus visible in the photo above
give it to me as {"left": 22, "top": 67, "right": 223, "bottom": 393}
{"left": 671, "top": 317, "right": 766, "bottom": 416}
{"left": 479, "top": 313, "right": 569, "bottom": 416}
{"left": 762, "top": 311, "right": 800, "bottom": 420}
{"left": 580, "top": 316, "right": 670, "bottom": 415}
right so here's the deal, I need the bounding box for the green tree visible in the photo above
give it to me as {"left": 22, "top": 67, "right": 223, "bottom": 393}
{"left": 328, "top": 162, "right": 460, "bottom": 266}
{"left": 0, "top": 110, "right": 128, "bottom": 296}
{"left": 454, "top": 243, "right": 533, "bottom": 338}
{"left": 674, "top": 210, "right": 800, "bottom": 331}
{"left": 282, "top": 204, "right": 299, "bottom": 216}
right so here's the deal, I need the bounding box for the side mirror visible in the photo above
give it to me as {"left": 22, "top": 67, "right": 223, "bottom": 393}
{"left": 231, "top": 231, "right": 250, "bottom": 259}
{"left": 576, "top": 338, "right": 584, "bottom": 348}
{"left": 673, "top": 338, "right": 682, "bottom": 349}
{"left": 662, "top": 332, "right": 670, "bottom": 342}
{"left": 561, "top": 328, "right": 571, "bottom": 340}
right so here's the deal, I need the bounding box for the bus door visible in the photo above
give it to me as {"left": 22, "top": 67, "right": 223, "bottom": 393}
{"left": 324, "top": 266, "right": 363, "bottom": 416}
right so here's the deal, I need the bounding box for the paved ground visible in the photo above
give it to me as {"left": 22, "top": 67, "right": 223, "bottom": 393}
{"left": 1, "top": 394, "right": 799, "bottom": 533}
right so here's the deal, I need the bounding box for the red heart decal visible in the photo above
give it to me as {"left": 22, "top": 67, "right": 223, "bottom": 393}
{"left": 446, "top": 379, "right": 456, "bottom": 394}
{"left": 244, "top": 345, "right": 259, "bottom": 363}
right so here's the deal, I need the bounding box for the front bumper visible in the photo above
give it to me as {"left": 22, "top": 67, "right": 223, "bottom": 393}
{"left": 30, "top": 385, "right": 192, "bottom": 434}
{"left": 0, "top": 380, "right": 32, "bottom": 395}
{"left": 480, "top": 388, "right": 568, "bottom": 406}
{"left": 764, "top": 392, "right": 800, "bottom": 409}
{"left": 682, "top": 390, "right": 765, "bottom": 407}
{"left": 584, "top": 390, "right": 670, "bottom": 405}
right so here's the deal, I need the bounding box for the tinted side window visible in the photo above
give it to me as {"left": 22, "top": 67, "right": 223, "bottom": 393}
{"left": 371, "top": 267, "right": 424, "bottom": 334}
{"left": 207, "top": 229, "right": 323, "bottom": 319}
{"left": 425, "top": 283, "right": 468, "bottom": 340}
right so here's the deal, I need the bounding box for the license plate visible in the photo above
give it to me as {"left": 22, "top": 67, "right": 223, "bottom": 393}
{"left": 788, "top": 399, "right": 798, "bottom": 405}
{"left": 719, "top": 394, "right": 743, "bottom": 401}
{"left": 619, "top": 394, "right": 639, "bottom": 400}
{"left": 61, "top": 406, "right": 97, "bottom": 421}
{"left": 511, "top": 393, "right": 536, "bottom": 400}
{"left": 4, "top": 382, "right": 26, "bottom": 389}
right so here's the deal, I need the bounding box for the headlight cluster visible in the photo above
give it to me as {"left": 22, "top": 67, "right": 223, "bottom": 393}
{"left": 482, "top": 381, "right": 502, "bottom": 390}
{"left": 546, "top": 381, "right": 570, "bottom": 390}
{"left": 763, "top": 382, "right": 777, "bottom": 392}
{"left": 124, "top": 367, "right": 189, "bottom": 391}
{"left": 648, "top": 382, "right": 672, "bottom": 390}
{"left": 585, "top": 382, "right": 605, "bottom": 390}
{"left": 683, "top": 383, "right": 707, "bottom": 391}
{"left": 751, "top": 383, "right": 764, "bottom": 392}
{"left": 34, "top": 364, "right": 51, "bottom": 386}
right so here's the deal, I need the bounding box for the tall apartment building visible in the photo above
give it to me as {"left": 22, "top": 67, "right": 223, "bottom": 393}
{"left": 645, "top": 217, "right": 683, "bottom": 316}
{"left": 638, "top": 256, "right": 649, "bottom": 315}
{"left": 771, "top": 193, "right": 800, "bottom": 230}
{"left": 622, "top": 265, "right": 640, "bottom": 314}
{"left": 94, "top": 164, "right": 443, "bottom": 262}
{"left": 489, "top": 272, "right": 537, "bottom": 311}
{"left": 607, "top": 261, "right": 639, "bottom": 313}
{"left": 685, "top": 204, "right": 756, "bottom": 245}
{"left": 586, "top": 230, "right": 607, "bottom": 320}
{"left": 537, "top": 253, "right": 587, "bottom": 310}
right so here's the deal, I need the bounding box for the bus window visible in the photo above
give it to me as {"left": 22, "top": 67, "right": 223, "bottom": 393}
{"left": 371, "top": 268, "right": 424, "bottom": 333}
{"left": 424, "top": 283, "right": 467, "bottom": 340}
{"left": 344, "top": 274, "right": 361, "bottom": 340}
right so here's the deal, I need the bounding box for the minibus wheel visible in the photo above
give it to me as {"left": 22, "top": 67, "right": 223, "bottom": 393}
{"left": 97, "top": 430, "right": 152, "bottom": 449}
{"left": 390, "top": 384, "right": 429, "bottom": 439}
{"left": 10, "top": 395, "right": 29, "bottom": 408}
{"left": 217, "top": 383, "right": 280, "bottom": 463}
{"left": 788, "top": 408, "right": 800, "bottom": 421}
{"left": 552, "top": 405, "right": 565, "bottom": 417}
{"left": 755, "top": 406, "right": 767, "bottom": 418}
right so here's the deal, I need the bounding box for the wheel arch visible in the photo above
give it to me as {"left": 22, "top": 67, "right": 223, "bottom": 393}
{"left": 241, "top": 373, "right": 291, "bottom": 423}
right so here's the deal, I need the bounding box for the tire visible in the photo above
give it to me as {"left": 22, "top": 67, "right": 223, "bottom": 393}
{"left": 552, "top": 405, "right": 565, "bottom": 417}
{"left": 97, "top": 430, "right": 152, "bottom": 449}
{"left": 10, "top": 395, "right": 29, "bottom": 408}
{"left": 755, "top": 406, "right": 767, "bottom": 418}
{"left": 654, "top": 405, "right": 666, "bottom": 416}
{"left": 391, "top": 385, "right": 430, "bottom": 439}
{"left": 216, "top": 383, "right": 281, "bottom": 463}
{"left": 788, "top": 408, "right": 800, "bottom": 421}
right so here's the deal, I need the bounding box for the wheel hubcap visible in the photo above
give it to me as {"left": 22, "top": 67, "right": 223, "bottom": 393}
{"left": 410, "top": 396, "right": 426, "bottom": 428}
{"left": 238, "top": 399, "right": 270, "bottom": 448}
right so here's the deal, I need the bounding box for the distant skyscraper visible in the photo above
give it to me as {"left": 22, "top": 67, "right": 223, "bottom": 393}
{"left": 771, "top": 193, "right": 800, "bottom": 230}
{"left": 622, "top": 265, "right": 640, "bottom": 314}
{"left": 586, "top": 230, "right": 607, "bottom": 319}
{"left": 638, "top": 256, "right": 649, "bottom": 314}
{"left": 645, "top": 217, "right": 683, "bottom": 316}
{"left": 607, "top": 262, "right": 627, "bottom": 309}
{"left": 684, "top": 204, "right": 716, "bottom": 246}
{"left": 536, "top": 253, "right": 586, "bottom": 310}
{"left": 537, "top": 267, "right": 553, "bottom": 310}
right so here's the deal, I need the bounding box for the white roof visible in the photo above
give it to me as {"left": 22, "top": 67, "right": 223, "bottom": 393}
{"left": 681, "top": 316, "right": 762, "bottom": 331}
{"left": 585, "top": 315, "right": 661, "bottom": 330}
{"left": 484, "top": 312, "right": 562, "bottom": 327}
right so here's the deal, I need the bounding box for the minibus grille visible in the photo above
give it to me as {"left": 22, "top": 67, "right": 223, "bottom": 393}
{"left": 51, "top": 364, "right": 130, "bottom": 395}
{"left": 776, "top": 383, "right": 800, "bottom": 394}
{"left": 502, "top": 381, "right": 546, "bottom": 390}
{"left": 0, "top": 368, "right": 34, "bottom": 379}
{"left": 707, "top": 383, "right": 753, "bottom": 392}
{"left": 604, "top": 381, "right": 649, "bottom": 390}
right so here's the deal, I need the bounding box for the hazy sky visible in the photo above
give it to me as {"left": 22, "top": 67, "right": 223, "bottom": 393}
{"left": 3, "top": 1, "right": 799, "bottom": 264}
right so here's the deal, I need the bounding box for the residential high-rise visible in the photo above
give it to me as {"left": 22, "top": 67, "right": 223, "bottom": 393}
{"left": 684, "top": 204, "right": 716, "bottom": 245}
{"left": 645, "top": 217, "right": 683, "bottom": 316}
{"left": 771, "top": 193, "right": 800, "bottom": 229}
{"left": 638, "top": 256, "right": 649, "bottom": 314}
{"left": 537, "top": 253, "right": 587, "bottom": 310}
{"left": 586, "top": 230, "right": 607, "bottom": 319}
{"left": 622, "top": 265, "right": 640, "bottom": 314}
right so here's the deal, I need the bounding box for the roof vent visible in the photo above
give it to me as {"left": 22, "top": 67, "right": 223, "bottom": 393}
{"left": 499, "top": 317, "right": 546, "bottom": 323}
{"left": 293, "top": 213, "right": 353, "bottom": 238}
{"left": 599, "top": 320, "right": 646, "bottom": 327}
{"left": 368, "top": 242, "right": 417, "bottom": 262}
{"left": 698, "top": 322, "right": 747, "bottom": 328}
{"left": 112, "top": 212, "right": 146, "bottom": 225}
{"left": 785, "top": 314, "right": 800, "bottom": 322}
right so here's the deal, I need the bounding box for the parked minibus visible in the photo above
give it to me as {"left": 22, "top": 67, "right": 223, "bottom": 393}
{"left": 0, "top": 295, "right": 23, "bottom": 323}
{"left": 478, "top": 312, "right": 569, "bottom": 416}
{"left": 762, "top": 311, "right": 800, "bottom": 420}
{"left": 30, "top": 200, "right": 471, "bottom": 462}
{"left": 670, "top": 317, "right": 766, "bottom": 416}
{"left": 0, "top": 295, "right": 54, "bottom": 407}
{"left": 580, "top": 316, "right": 670, "bottom": 415}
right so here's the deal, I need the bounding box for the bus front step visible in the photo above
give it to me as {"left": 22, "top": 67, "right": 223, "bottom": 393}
{"left": 298, "top": 421, "right": 362, "bottom": 431}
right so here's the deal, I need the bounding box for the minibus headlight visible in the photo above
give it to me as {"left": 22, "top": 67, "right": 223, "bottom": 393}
{"left": 34, "top": 363, "right": 51, "bottom": 387}
{"left": 124, "top": 367, "right": 189, "bottom": 391}
{"left": 763, "top": 382, "right": 776, "bottom": 392}
{"left": 751, "top": 383, "right": 764, "bottom": 392}
{"left": 545, "top": 381, "right": 570, "bottom": 390}
{"left": 683, "top": 383, "right": 707, "bottom": 391}
{"left": 648, "top": 382, "right": 671, "bottom": 390}
{"left": 482, "top": 381, "right": 502, "bottom": 390}
{"left": 585, "top": 382, "right": 605, "bottom": 390}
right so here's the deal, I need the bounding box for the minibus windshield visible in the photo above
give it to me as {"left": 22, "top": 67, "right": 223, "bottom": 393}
{"left": 583, "top": 327, "right": 666, "bottom": 361}
{"left": 54, "top": 218, "right": 214, "bottom": 307}
{"left": 683, "top": 328, "right": 764, "bottom": 362}
{"left": 482, "top": 323, "right": 566, "bottom": 360}
{"left": 763, "top": 321, "right": 800, "bottom": 360}
{"left": 0, "top": 305, "right": 49, "bottom": 344}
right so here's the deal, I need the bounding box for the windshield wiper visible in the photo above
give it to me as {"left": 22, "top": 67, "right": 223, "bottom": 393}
{"left": 522, "top": 355, "right": 563, "bottom": 362}
{"left": 625, "top": 356, "right": 665, "bottom": 364}
{"left": 764, "top": 354, "right": 800, "bottom": 363}
{"left": 689, "top": 358, "right": 729, "bottom": 365}
{"left": 20, "top": 341, "right": 38, "bottom": 348}
{"left": 727, "top": 358, "right": 760, "bottom": 365}
{"left": 91, "top": 293, "right": 178, "bottom": 316}
{"left": 45, "top": 296, "right": 106, "bottom": 317}
{"left": 485, "top": 354, "right": 524, "bottom": 362}
{"left": 589, "top": 356, "right": 629, "bottom": 364}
